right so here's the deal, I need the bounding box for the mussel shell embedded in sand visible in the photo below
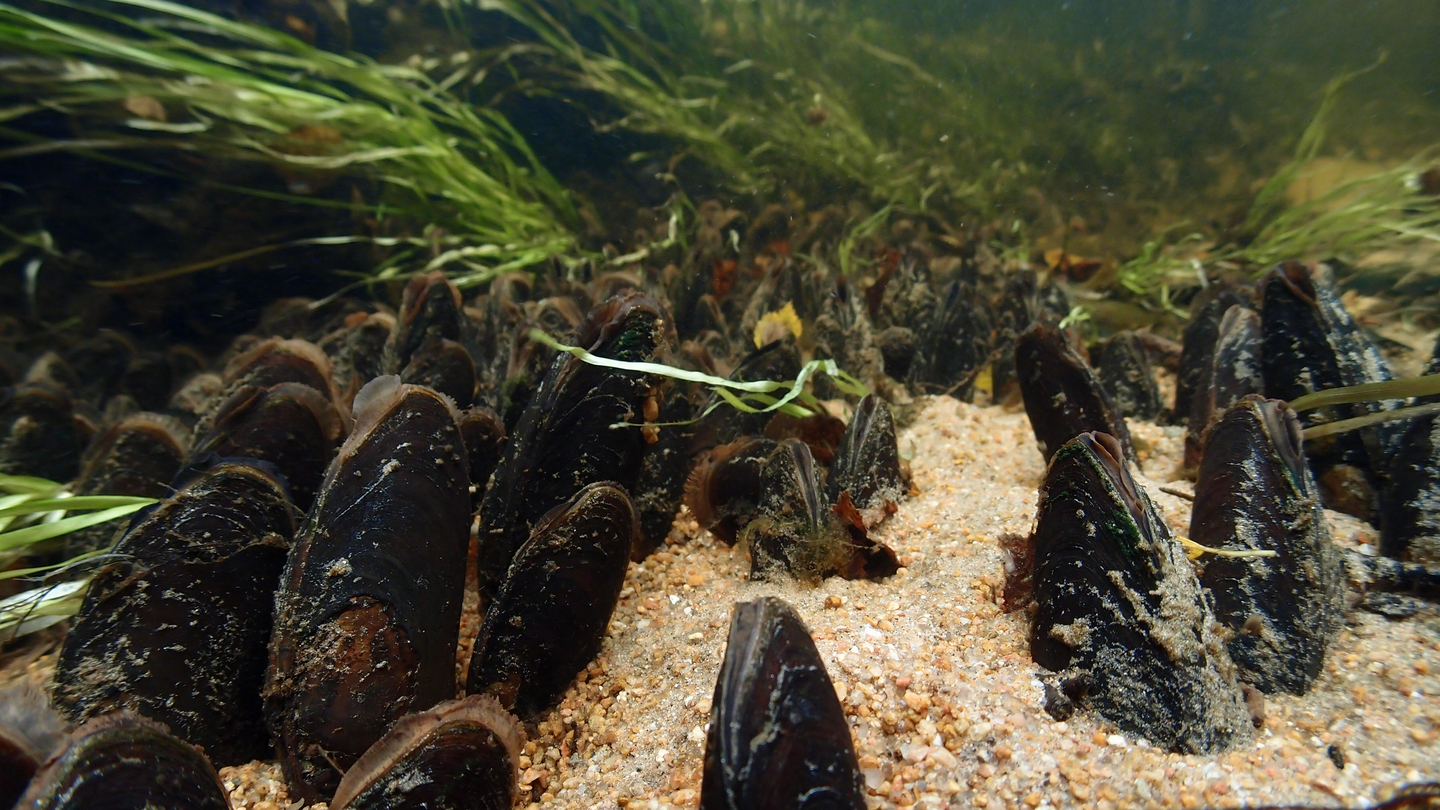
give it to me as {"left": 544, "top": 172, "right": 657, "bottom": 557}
{"left": 911, "top": 278, "right": 993, "bottom": 399}
{"left": 53, "top": 458, "right": 295, "bottom": 766}
{"left": 1259, "top": 262, "right": 1397, "bottom": 517}
{"left": 1096, "top": 330, "right": 1164, "bottom": 422}
{"left": 1192, "top": 396, "right": 1343, "bottom": 695}
{"left": 329, "top": 696, "right": 521, "bottom": 810}
{"left": 16, "top": 713, "right": 229, "bottom": 810}
{"left": 476, "top": 293, "right": 671, "bottom": 602}
{"left": 466, "top": 482, "right": 637, "bottom": 718}
{"left": 700, "top": 597, "right": 865, "bottom": 810}
{"left": 382, "top": 271, "right": 465, "bottom": 375}
{"left": 827, "top": 394, "right": 906, "bottom": 524}
{"left": 400, "top": 338, "right": 477, "bottom": 409}
{"left": 1380, "top": 339, "right": 1440, "bottom": 565}
{"left": 1016, "top": 324, "right": 1136, "bottom": 464}
{"left": 685, "top": 437, "right": 777, "bottom": 545}
{"left": 265, "top": 376, "right": 470, "bottom": 801}
{"left": 1184, "top": 305, "right": 1263, "bottom": 470}
{"left": 1175, "top": 284, "right": 1255, "bottom": 425}
{"left": 1030, "top": 432, "right": 1250, "bottom": 753}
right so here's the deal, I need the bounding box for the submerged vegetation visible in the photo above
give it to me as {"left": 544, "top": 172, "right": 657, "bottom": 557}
{"left": 0, "top": 0, "right": 1437, "bottom": 318}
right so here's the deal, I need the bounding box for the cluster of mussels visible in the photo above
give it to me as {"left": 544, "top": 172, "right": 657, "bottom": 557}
{"left": 1008, "top": 260, "right": 1440, "bottom": 754}
{"left": 6, "top": 231, "right": 1020, "bottom": 809}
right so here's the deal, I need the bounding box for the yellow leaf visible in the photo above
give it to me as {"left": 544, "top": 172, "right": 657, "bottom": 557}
{"left": 754, "top": 301, "right": 803, "bottom": 349}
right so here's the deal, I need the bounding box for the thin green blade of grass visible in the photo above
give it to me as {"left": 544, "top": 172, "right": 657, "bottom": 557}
{"left": 0, "top": 494, "right": 156, "bottom": 518}
{"left": 1303, "top": 401, "right": 1440, "bottom": 441}
{"left": 1289, "top": 374, "right": 1440, "bottom": 412}
{"left": 0, "top": 503, "right": 152, "bottom": 552}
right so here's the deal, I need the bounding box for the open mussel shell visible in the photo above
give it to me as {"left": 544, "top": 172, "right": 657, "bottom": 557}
{"left": 742, "top": 439, "right": 897, "bottom": 582}
{"left": 1193, "top": 396, "right": 1343, "bottom": 694}
{"left": 1095, "top": 331, "right": 1163, "bottom": 422}
{"left": 1015, "top": 323, "right": 1135, "bottom": 464}
{"left": 476, "top": 293, "right": 670, "bottom": 603}
{"left": 400, "top": 338, "right": 477, "bottom": 409}
{"left": 1259, "top": 262, "right": 1396, "bottom": 517}
{"left": 467, "top": 482, "right": 635, "bottom": 718}
{"left": 685, "top": 437, "right": 776, "bottom": 545}
{"left": 1184, "top": 305, "right": 1263, "bottom": 470}
{"left": 700, "top": 597, "right": 864, "bottom": 810}
{"left": 330, "top": 696, "right": 521, "bottom": 810}
{"left": 53, "top": 458, "right": 295, "bottom": 766}
{"left": 383, "top": 271, "right": 465, "bottom": 375}
{"left": 190, "top": 381, "right": 346, "bottom": 511}
{"left": 17, "top": 713, "right": 229, "bottom": 810}
{"left": 827, "top": 394, "right": 906, "bottom": 525}
{"left": 0, "top": 382, "right": 83, "bottom": 482}
{"left": 1031, "top": 432, "right": 1250, "bottom": 753}
{"left": 910, "top": 278, "right": 993, "bottom": 399}
{"left": 266, "top": 376, "right": 471, "bottom": 801}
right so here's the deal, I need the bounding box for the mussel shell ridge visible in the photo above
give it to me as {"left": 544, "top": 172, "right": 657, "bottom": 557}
{"left": 1031, "top": 432, "right": 1250, "bottom": 753}
{"left": 17, "top": 713, "right": 229, "bottom": 810}
{"left": 1193, "top": 396, "right": 1343, "bottom": 695}
{"left": 700, "top": 597, "right": 864, "bottom": 810}
{"left": 266, "top": 376, "right": 470, "bottom": 801}
{"left": 330, "top": 696, "right": 521, "bottom": 810}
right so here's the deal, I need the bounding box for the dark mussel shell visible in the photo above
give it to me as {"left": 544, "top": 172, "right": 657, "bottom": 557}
{"left": 190, "top": 382, "right": 346, "bottom": 511}
{"left": 22, "top": 352, "right": 80, "bottom": 394}
{"left": 685, "top": 437, "right": 777, "bottom": 545}
{"left": 118, "top": 351, "right": 173, "bottom": 412}
{"left": 466, "top": 482, "right": 636, "bottom": 718}
{"left": 1175, "top": 283, "right": 1255, "bottom": 425}
{"left": 64, "top": 329, "right": 135, "bottom": 405}
{"left": 632, "top": 379, "right": 698, "bottom": 559}
{"left": 53, "top": 459, "right": 295, "bottom": 766}
{"left": 220, "top": 337, "right": 338, "bottom": 402}
{"left": 400, "top": 338, "right": 477, "bottom": 409}
{"left": 1260, "top": 262, "right": 1396, "bottom": 517}
{"left": 810, "top": 277, "right": 884, "bottom": 398}
{"left": 827, "top": 394, "right": 906, "bottom": 526}
{"left": 1380, "top": 337, "right": 1440, "bottom": 565}
{"left": 1031, "top": 432, "right": 1250, "bottom": 753}
{"left": 319, "top": 311, "right": 395, "bottom": 405}
{"left": 910, "top": 278, "right": 994, "bottom": 399}
{"left": 1095, "top": 330, "right": 1164, "bottom": 422}
{"left": 383, "top": 271, "right": 464, "bottom": 375}
{"left": 266, "top": 377, "right": 470, "bottom": 801}
{"left": 689, "top": 339, "right": 801, "bottom": 457}
{"left": 62, "top": 411, "right": 190, "bottom": 555}
{"left": 1184, "top": 305, "right": 1263, "bottom": 470}
{"left": 1015, "top": 324, "right": 1135, "bottom": 463}
{"left": 330, "top": 695, "right": 521, "bottom": 810}
{"left": 700, "top": 597, "right": 864, "bottom": 810}
{"left": 0, "top": 382, "right": 83, "bottom": 482}
{"left": 17, "top": 713, "right": 229, "bottom": 810}
{"left": 476, "top": 294, "right": 671, "bottom": 602}
{"left": 1193, "top": 396, "right": 1343, "bottom": 694}
{"left": 742, "top": 439, "right": 898, "bottom": 582}
{"left": 458, "top": 406, "right": 507, "bottom": 509}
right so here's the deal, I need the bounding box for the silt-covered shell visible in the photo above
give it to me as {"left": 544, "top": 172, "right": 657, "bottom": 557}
{"left": 53, "top": 458, "right": 295, "bottom": 766}
{"left": 827, "top": 393, "right": 906, "bottom": 526}
{"left": 1030, "top": 432, "right": 1250, "bottom": 753}
{"left": 1095, "top": 330, "right": 1164, "bottom": 422}
{"left": 1192, "top": 396, "right": 1343, "bottom": 694}
{"left": 1184, "top": 305, "right": 1263, "bottom": 471}
{"left": 1015, "top": 323, "right": 1135, "bottom": 463}
{"left": 265, "top": 376, "right": 470, "bottom": 802}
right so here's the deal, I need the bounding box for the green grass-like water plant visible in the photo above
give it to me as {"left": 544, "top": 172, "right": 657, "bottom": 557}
{"left": 0, "top": 473, "right": 156, "bottom": 639}
{"left": 0, "top": 0, "right": 580, "bottom": 286}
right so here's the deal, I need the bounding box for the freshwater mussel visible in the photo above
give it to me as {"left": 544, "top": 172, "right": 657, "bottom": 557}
{"left": 1016, "top": 323, "right": 1136, "bottom": 463}
{"left": 1029, "top": 431, "right": 1251, "bottom": 753}
{"left": 265, "top": 376, "right": 470, "bottom": 801}
{"left": 329, "top": 696, "right": 521, "bottom": 810}
{"left": 1381, "top": 334, "right": 1440, "bottom": 565}
{"left": 700, "top": 597, "right": 865, "bottom": 810}
{"left": 53, "top": 457, "right": 295, "bottom": 766}
{"left": 1192, "top": 395, "right": 1344, "bottom": 694}
{"left": 476, "top": 293, "right": 671, "bottom": 602}
{"left": 1184, "top": 304, "right": 1263, "bottom": 471}
{"left": 16, "top": 712, "right": 230, "bottom": 810}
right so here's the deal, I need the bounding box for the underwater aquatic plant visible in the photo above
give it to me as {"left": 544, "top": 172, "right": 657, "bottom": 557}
{"left": 0, "top": 0, "right": 579, "bottom": 287}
